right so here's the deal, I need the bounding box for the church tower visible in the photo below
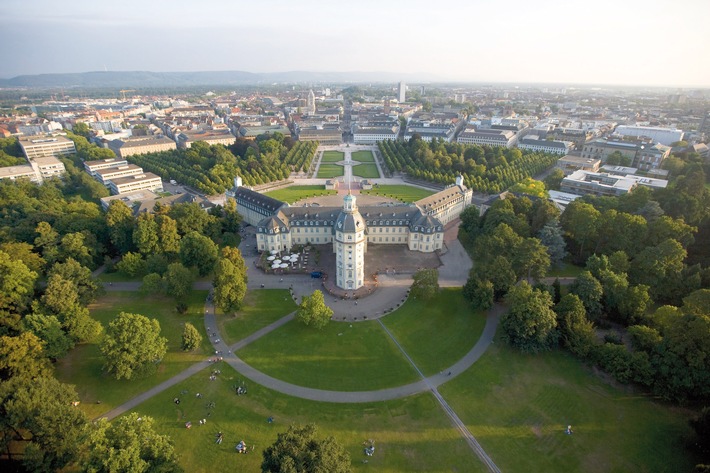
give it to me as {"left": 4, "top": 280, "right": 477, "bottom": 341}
{"left": 333, "top": 193, "right": 367, "bottom": 290}
{"left": 307, "top": 89, "right": 316, "bottom": 115}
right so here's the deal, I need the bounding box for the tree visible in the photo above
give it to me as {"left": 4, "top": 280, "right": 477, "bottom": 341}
{"left": 606, "top": 151, "right": 632, "bottom": 166}
{"left": 22, "top": 313, "right": 73, "bottom": 360}
{"left": 0, "top": 332, "right": 52, "bottom": 381}
{"left": 157, "top": 215, "right": 181, "bottom": 255}
{"left": 105, "top": 200, "right": 134, "bottom": 254}
{"left": 513, "top": 237, "right": 550, "bottom": 282}
{"left": 0, "top": 250, "right": 38, "bottom": 316}
{"left": 181, "top": 322, "right": 202, "bottom": 351}
{"left": 509, "top": 177, "right": 547, "bottom": 198}
{"left": 179, "top": 231, "right": 218, "bottom": 276}
{"left": 0, "top": 375, "right": 87, "bottom": 472}
{"left": 568, "top": 271, "right": 604, "bottom": 320}
{"left": 48, "top": 258, "right": 102, "bottom": 305}
{"left": 618, "top": 284, "right": 651, "bottom": 325}
{"left": 220, "top": 246, "right": 248, "bottom": 282}
{"left": 141, "top": 273, "right": 164, "bottom": 295}
{"left": 652, "top": 312, "right": 710, "bottom": 401}
{"left": 101, "top": 312, "right": 167, "bottom": 380}
{"left": 538, "top": 221, "right": 567, "bottom": 265}
{"left": 463, "top": 273, "right": 494, "bottom": 310}
{"left": 560, "top": 201, "right": 601, "bottom": 260}
{"left": 82, "top": 413, "right": 181, "bottom": 473}
{"left": 296, "top": 290, "right": 333, "bottom": 329}
{"left": 72, "top": 122, "right": 91, "bottom": 139}
{"left": 116, "top": 252, "right": 147, "bottom": 277}
{"left": 501, "top": 281, "right": 558, "bottom": 353}
{"left": 544, "top": 168, "right": 565, "bottom": 191}
{"left": 555, "top": 294, "right": 595, "bottom": 358}
{"left": 57, "top": 232, "right": 94, "bottom": 268}
{"left": 133, "top": 212, "right": 159, "bottom": 256}
{"left": 163, "top": 262, "right": 194, "bottom": 301}
{"left": 0, "top": 241, "right": 45, "bottom": 274}
{"left": 483, "top": 255, "right": 517, "bottom": 298}
{"left": 410, "top": 268, "right": 439, "bottom": 300}
{"left": 40, "top": 273, "right": 102, "bottom": 343}
{"left": 213, "top": 259, "right": 247, "bottom": 313}
{"left": 261, "top": 423, "right": 351, "bottom": 473}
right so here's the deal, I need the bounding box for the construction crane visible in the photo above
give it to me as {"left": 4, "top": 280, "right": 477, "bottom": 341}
{"left": 119, "top": 89, "right": 136, "bottom": 101}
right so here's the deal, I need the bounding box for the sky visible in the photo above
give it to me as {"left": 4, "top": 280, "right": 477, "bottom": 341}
{"left": 1, "top": 0, "right": 709, "bottom": 88}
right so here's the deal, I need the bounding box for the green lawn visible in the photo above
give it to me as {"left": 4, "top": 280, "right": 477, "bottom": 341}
{"left": 361, "top": 185, "right": 435, "bottom": 203}
{"left": 236, "top": 318, "right": 420, "bottom": 391}
{"left": 321, "top": 151, "right": 344, "bottom": 163}
{"left": 317, "top": 163, "right": 344, "bottom": 178}
{"left": 382, "top": 288, "right": 486, "bottom": 375}
{"left": 352, "top": 150, "right": 375, "bottom": 162}
{"left": 264, "top": 185, "right": 336, "bottom": 203}
{"left": 352, "top": 163, "right": 380, "bottom": 178}
{"left": 55, "top": 291, "right": 210, "bottom": 419}
{"left": 218, "top": 289, "right": 296, "bottom": 345}
{"left": 129, "top": 364, "right": 480, "bottom": 473}
{"left": 547, "top": 262, "right": 585, "bottom": 278}
{"left": 439, "top": 340, "right": 699, "bottom": 473}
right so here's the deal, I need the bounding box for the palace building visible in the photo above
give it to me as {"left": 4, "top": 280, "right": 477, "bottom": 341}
{"left": 231, "top": 177, "right": 473, "bottom": 290}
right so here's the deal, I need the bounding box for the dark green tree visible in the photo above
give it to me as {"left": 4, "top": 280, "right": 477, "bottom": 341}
{"left": 0, "top": 375, "right": 87, "bottom": 472}
{"left": 101, "top": 312, "right": 167, "bottom": 380}
{"left": 501, "top": 281, "right": 558, "bottom": 353}
{"left": 410, "top": 268, "right": 439, "bottom": 300}
{"left": 105, "top": 200, "right": 135, "bottom": 254}
{"left": 555, "top": 294, "right": 595, "bottom": 358}
{"left": 179, "top": 231, "right": 218, "bottom": 276}
{"left": 261, "top": 423, "right": 351, "bottom": 473}
{"left": 163, "top": 262, "right": 194, "bottom": 301}
{"left": 569, "top": 271, "right": 604, "bottom": 320}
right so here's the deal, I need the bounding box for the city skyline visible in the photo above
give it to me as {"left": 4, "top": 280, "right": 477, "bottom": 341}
{"left": 1, "top": 0, "right": 709, "bottom": 88}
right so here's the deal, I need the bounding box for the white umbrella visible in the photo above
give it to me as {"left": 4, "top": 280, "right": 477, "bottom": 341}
{"left": 270, "top": 249, "right": 279, "bottom": 255}
{"left": 274, "top": 259, "right": 282, "bottom": 264}
{"left": 267, "top": 255, "right": 276, "bottom": 261}
{"left": 290, "top": 254, "right": 298, "bottom": 258}
{"left": 280, "top": 263, "right": 288, "bottom": 268}
{"left": 271, "top": 263, "right": 280, "bottom": 269}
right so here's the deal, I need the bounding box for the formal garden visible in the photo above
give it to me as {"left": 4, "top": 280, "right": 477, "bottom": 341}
{"left": 264, "top": 185, "right": 336, "bottom": 203}
{"left": 317, "top": 163, "right": 344, "bottom": 178}
{"left": 360, "top": 184, "right": 435, "bottom": 203}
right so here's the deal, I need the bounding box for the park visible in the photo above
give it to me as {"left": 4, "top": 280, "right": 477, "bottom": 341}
{"left": 52, "top": 196, "right": 697, "bottom": 472}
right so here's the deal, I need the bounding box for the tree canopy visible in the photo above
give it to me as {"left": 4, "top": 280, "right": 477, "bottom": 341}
{"left": 261, "top": 423, "right": 351, "bottom": 473}
{"left": 101, "top": 312, "right": 167, "bottom": 380}
{"left": 296, "top": 290, "right": 333, "bottom": 329}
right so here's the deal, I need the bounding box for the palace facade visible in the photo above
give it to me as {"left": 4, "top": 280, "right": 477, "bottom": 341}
{"left": 231, "top": 177, "right": 473, "bottom": 290}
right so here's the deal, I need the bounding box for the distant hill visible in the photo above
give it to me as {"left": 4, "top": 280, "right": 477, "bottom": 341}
{"left": 0, "top": 70, "right": 440, "bottom": 88}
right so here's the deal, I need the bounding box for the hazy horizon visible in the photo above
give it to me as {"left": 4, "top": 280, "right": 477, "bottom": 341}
{"left": 2, "top": 0, "right": 709, "bottom": 88}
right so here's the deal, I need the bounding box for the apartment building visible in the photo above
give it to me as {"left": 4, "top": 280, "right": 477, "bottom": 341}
{"left": 109, "top": 135, "right": 177, "bottom": 158}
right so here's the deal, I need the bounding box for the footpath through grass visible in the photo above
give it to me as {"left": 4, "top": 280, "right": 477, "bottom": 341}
{"left": 264, "top": 185, "right": 336, "bottom": 204}
{"left": 352, "top": 163, "right": 380, "bottom": 178}
{"left": 438, "top": 339, "right": 699, "bottom": 472}
{"left": 317, "top": 163, "right": 344, "bottom": 178}
{"left": 382, "top": 288, "right": 486, "bottom": 375}
{"left": 321, "top": 150, "right": 344, "bottom": 163}
{"left": 55, "top": 291, "right": 210, "bottom": 419}
{"left": 131, "top": 364, "right": 481, "bottom": 473}
{"left": 351, "top": 150, "right": 375, "bottom": 162}
{"left": 218, "top": 289, "right": 296, "bottom": 345}
{"left": 361, "top": 184, "right": 435, "bottom": 203}
{"left": 236, "top": 318, "right": 420, "bottom": 391}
